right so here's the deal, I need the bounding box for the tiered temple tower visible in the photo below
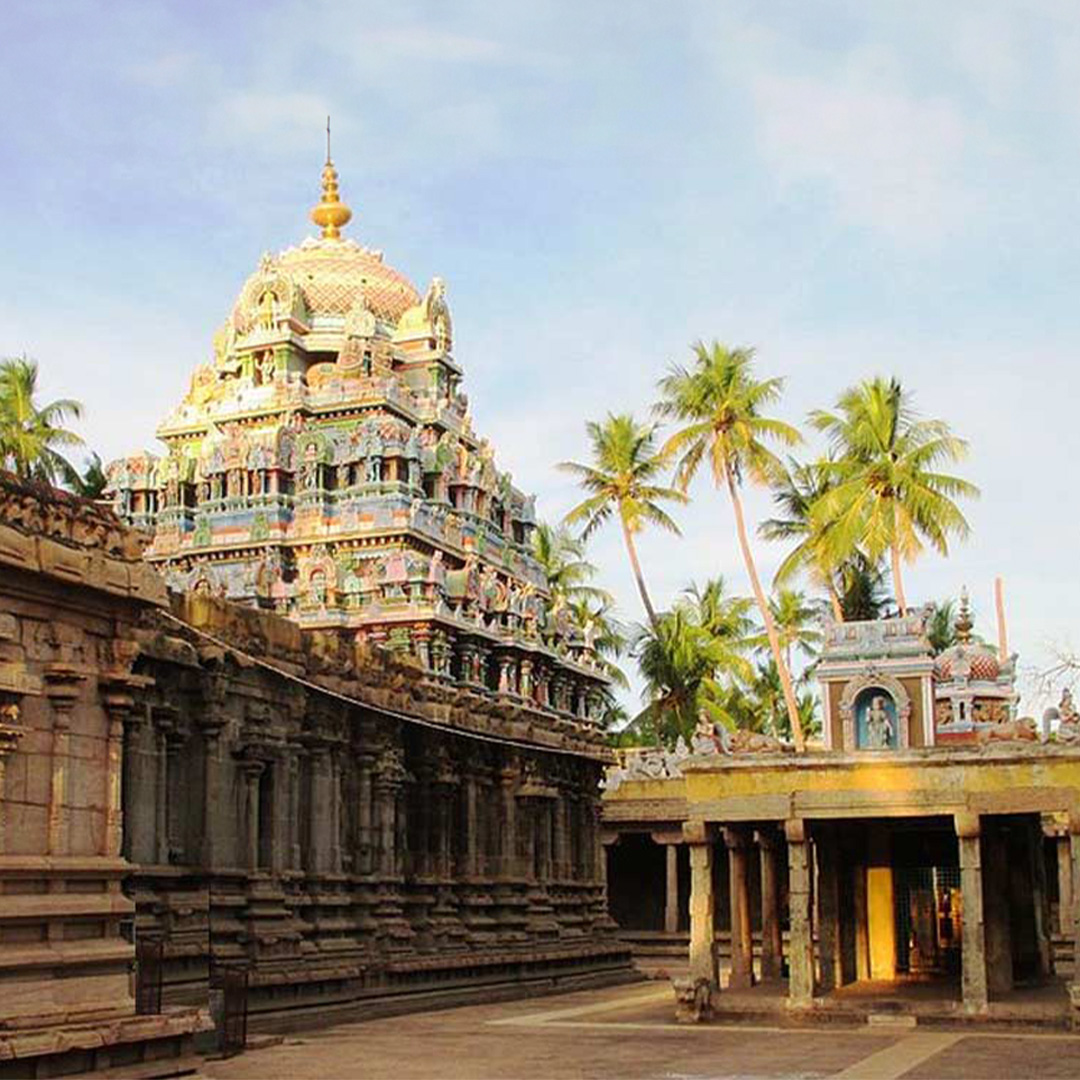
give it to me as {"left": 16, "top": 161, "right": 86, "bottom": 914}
{"left": 107, "top": 151, "right": 604, "bottom": 716}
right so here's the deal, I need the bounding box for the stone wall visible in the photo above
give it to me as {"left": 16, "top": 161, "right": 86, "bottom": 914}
{"left": 0, "top": 471, "right": 629, "bottom": 1072}
{"left": 125, "top": 591, "right": 629, "bottom": 1024}
{"left": 0, "top": 473, "right": 208, "bottom": 1077}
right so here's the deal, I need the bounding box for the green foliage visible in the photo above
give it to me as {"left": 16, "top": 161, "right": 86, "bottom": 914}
{"left": 559, "top": 414, "right": 686, "bottom": 541}
{"left": 655, "top": 342, "right": 801, "bottom": 492}
{"left": 836, "top": 552, "right": 893, "bottom": 621}
{"left": 531, "top": 522, "right": 610, "bottom": 608}
{"left": 809, "top": 376, "right": 979, "bottom": 601}
{"left": 0, "top": 356, "right": 84, "bottom": 485}
{"left": 630, "top": 577, "right": 754, "bottom": 747}
{"left": 559, "top": 413, "right": 686, "bottom": 626}
{"left": 531, "top": 521, "right": 628, "bottom": 690}
{"left": 926, "top": 599, "right": 957, "bottom": 654}
{"left": 63, "top": 452, "right": 108, "bottom": 499}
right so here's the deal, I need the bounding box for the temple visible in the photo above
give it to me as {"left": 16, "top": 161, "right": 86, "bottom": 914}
{"left": 603, "top": 604, "right": 1080, "bottom": 1025}
{"left": 0, "top": 153, "right": 630, "bottom": 1077}
{"left": 105, "top": 152, "right": 605, "bottom": 719}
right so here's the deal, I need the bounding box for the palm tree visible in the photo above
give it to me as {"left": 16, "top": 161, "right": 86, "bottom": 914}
{"left": 926, "top": 599, "right": 957, "bottom": 655}
{"left": 810, "top": 377, "right": 979, "bottom": 615}
{"left": 64, "top": 452, "right": 108, "bottom": 499}
{"left": 628, "top": 577, "right": 753, "bottom": 747}
{"left": 560, "top": 414, "right": 686, "bottom": 629}
{"left": 531, "top": 522, "right": 611, "bottom": 608}
{"left": 656, "top": 341, "right": 807, "bottom": 751}
{"left": 767, "top": 588, "right": 822, "bottom": 674}
{"left": 568, "top": 595, "right": 629, "bottom": 690}
{"left": 835, "top": 552, "right": 893, "bottom": 621}
{"left": 760, "top": 457, "right": 844, "bottom": 621}
{"left": 0, "top": 357, "right": 84, "bottom": 485}
{"left": 680, "top": 576, "right": 755, "bottom": 643}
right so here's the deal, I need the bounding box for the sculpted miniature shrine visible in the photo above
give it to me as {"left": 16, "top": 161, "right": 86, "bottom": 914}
{"left": 602, "top": 603, "right": 1080, "bottom": 1026}
{"left": 106, "top": 153, "right": 604, "bottom": 719}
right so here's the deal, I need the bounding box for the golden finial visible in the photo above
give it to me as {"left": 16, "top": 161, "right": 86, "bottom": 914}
{"left": 310, "top": 116, "right": 352, "bottom": 240}
{"left": 956, "top": 587, "right": 973, "bottom": 644}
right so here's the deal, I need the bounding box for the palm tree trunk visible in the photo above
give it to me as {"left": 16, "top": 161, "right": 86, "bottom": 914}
{"left": 828, "top": 584, "right": 843, "bottom": 623}
{"left": 620, "top": 512, "right": 659, "bottom": 629}
{"left": 726, "top": 471, "right": 806, "bottom": 753}
{"left": 890, "top": 542, "right": 908, "bottom": 616}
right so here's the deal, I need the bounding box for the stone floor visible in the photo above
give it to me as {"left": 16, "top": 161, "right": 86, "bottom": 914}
{"left": 194, "top": 982, "right": 1080, "bottom": 1079}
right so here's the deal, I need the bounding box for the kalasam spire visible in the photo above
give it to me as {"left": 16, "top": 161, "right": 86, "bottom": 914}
{"left": 310, "top": 116, "right": 353, "bottom": 240}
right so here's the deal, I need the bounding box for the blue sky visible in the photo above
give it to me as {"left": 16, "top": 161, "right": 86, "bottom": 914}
{"left": 3, "top": 0, "right": 1080, "bottom": 712}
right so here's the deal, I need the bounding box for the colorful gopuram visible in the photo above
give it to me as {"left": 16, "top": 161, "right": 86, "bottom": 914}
{"left": 106, "top": 150, "right": 604, "bottom": 718}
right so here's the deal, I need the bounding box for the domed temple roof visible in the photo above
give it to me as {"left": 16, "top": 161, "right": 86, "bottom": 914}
{"left": 229, "top": 152, "right": 420, "bottom": 330}
{"left": 233, "top": 238, "right": 420, "bottom": 327}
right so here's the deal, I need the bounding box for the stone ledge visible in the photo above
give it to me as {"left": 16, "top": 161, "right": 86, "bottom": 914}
{"left": 0, "top": 1007, "right": 211, "bottom": 1062}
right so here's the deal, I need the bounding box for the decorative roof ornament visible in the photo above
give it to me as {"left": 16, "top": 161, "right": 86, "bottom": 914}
{"left": 956, "top": 587, "right": 973, "bottom": 644}
{"left": 310, "top": 116, "right": 353, "bottom": 240}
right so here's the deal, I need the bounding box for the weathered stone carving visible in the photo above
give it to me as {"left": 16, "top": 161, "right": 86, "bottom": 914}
{"left": 672, "top": 976, "right": 714, "bottom": 1023}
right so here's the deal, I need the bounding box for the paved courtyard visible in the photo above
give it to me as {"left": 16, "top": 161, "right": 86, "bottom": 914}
{"left": 196, "top": 982, "right": 1080, "bottom": 1080}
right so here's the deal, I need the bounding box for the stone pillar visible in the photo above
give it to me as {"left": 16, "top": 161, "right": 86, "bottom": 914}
{"left": 520, "top": 800, "right": 536, "bottom": 882}
{"left": 1060, "top": 835, "right": 1074, "bottom": 938}
{"left": 816, "top": 826, "right": 841, "bottom": 993}
{"left": 164, "top": 733, "right": 185, "bottom": 861}
{"left": 100, "top": 691, "right": 133, "bottom": 858}
{"left": 463, "top": 772, "right": 479, "bottom": 878}
{"left": 552, "top": 791, "right": 568, "bottom": 882}
{"left": 435, "top": 780, "right": 455, "bottom": 879}
{"left": 308, "top": 747, "right": 331, "bottom": 874}
{"left": 154, "top": 729, "right": 169, "bottom": 864}
{"left": 266, "top": 759, "right": 285, "bottom": 874}
{"left": 200, "top": 723, "right": 225, "bottom": 867}
{"left": 45, "top": 687, "right": 77, "bottom": 856}
{"left": 375, "top": 746, "right": 405, "bottom": 879}
{"left": 785, "top": 819, "right": 813, "bottom": 1007}
{"left": 1070, "top": 822, "right": 1080, "bottom": 1019}
{"left": 1029, "top": 818, "right": 1054, "bottom": 978}
{"left": 983, "top": 821, "right": 1014, "bottom": 996}
{"left": 684, "top": 821, "right": 717, "bottom": 988}
{"left": 500, "top": 765, "right": 518, "bottom": 879}
{"left": 329, "top": 750, "right": 343, "bottom": 874}
{"left": 756, "top": 829, "right": 783, "bottom": 981}
{"left": 853, "top": 851, "right": 871, "bottom": 982}
{"left": 665, "top": 843, "right": 680, "bottom": 935}
{"left": 357, "top": 751, "right": 374, "bottom": 875}
{"left": 287, "top": 744, "right": 302, "bottom": 871}
{"left": 122, "top": 710, "right": 154, "bottom": 864}
{"left": 955, "top": 812, "right": 989, "bottom": 1014}
{"left": 240, "top": 760, "right": 264, "bottom": 871}
{"left": 866, "top": 824, "right": 896, "bottom": 981}
{"left": 724, "top": 828, "right": 754, "bottom": 989}
{"left": 411, "top": 769, "right": 429, "bottom": 877}
{"left": 0, "top": 707, "right": 26, "bottom": 855}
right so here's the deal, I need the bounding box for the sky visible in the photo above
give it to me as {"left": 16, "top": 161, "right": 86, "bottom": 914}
{"left": 2, "top": 0, "right": 1080, "bottom": 714}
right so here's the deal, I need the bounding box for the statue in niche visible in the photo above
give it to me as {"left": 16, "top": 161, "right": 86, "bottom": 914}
{"left": 366, "top": 455, "right": 382, "bottom": 484}
{"left": 258, "top": 289, "right": 276, "bottom": 330}
{"left": 256, "top": 350, "right": 275, "bottom": 385}
{"left": 309, "top": 569, "right": 327, "bottom": 607}
{"left": 856, "top": 690, "right": 897, "bottom": 749}
{"left": 300, "top": 442, "right": 319, "bottom": 491}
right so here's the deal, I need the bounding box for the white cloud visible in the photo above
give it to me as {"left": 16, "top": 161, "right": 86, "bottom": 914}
{"left": 212, "top": 91, "right": 336, "bottom": 151}
{"left": 749, "top": 60, "right": 972, "bottom": 244}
